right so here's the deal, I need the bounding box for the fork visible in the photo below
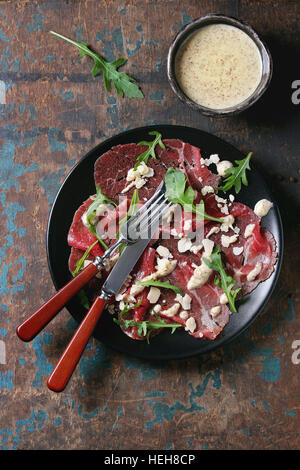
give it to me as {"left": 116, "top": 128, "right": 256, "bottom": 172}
{"left": 16, "top": 182, "right": 169, "bottom": 342}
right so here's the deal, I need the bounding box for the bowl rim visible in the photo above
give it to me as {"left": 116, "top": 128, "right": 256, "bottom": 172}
{"left": 167, "top": 13, "right": 273, "bottom": 117}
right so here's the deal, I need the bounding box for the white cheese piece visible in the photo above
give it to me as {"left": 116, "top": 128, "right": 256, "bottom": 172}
{"left": 130, "top": 283, "right": 146, "bottom": 297}
{"left": 215, "top": 195, "right": 227, "bottom": 204}
{"left": 156, "top": 245, "right": 173, "bottom": 258}
{"left": 187, "top": 262, "right": 212, "bottom": 290}
{"left": 229, "top": 194, "right": 235, "bottom": 202}
{"left": 155, "top": 258, "right": 177, "bottom": 277}
{"left": 233, "top": 246, "right": 244, "bottom": 256}
{"left": 244, "top": 223, "right": 255, "bottom": 238}
{"left": 152, "top": 304, "right": 161, "bottom": 314}
{"left": 247, "top": 262, "right": 262, "bottom": 281}
{"left": 179, "top": 310, "right": 189, "bottom": 320}
{"left": 254, "top": 199, "right": 273, "bottom": 218}
{"left": 204, "top": 154, "right": 220, "bottom": 166}
{"left": 201, "top": 185, "right": 215, "bottom": 196}
{"left": 220, "top": 293, "right": 228, "bottom": 304}
{"left": 122, "top": 162, "right": 154, "bottom": 193}
{"left": 178, "top": 237, "right": 192, "bottom": 253}
{"left": 147, "top": 287, "right": 161, "bottom": 304}
{"left": 216, "top": 160, "right": 233, "bottom": 176}
{"left": 185, "top": 316, "right": 197, "bottom": 333}
{"left": 206, "top": 226, "right": 220, "bottom": 238}
{"left": 175, "top": 293, "right": 192, "bottom": 310}
{"left": 104, "top": 253, "right": 120, "bottom": 271}
{"left": 183, "top": 219, "right": 192, "bottom": 231}
{"left": 220, "top": 204, "right": 229, "bottom": 215}
{"left": 190, "top": 243, "right": 203, "bottom": 254}
{"left": 202, "top": 238, "right": 214, "bottom": 256}
{"left": 162, "top": 303, "right": 180, "bottom": 317}
{"left": 163, "top": 204, "right": 179, "bottom": 223}
{"left": 210, "top": 305, "right": 221, "bottom": 317}
{"left": 221, "top": 234, "right": 239, "bottom": 248}
{"left": 220, "top": 215, "right": 235, "bottom": 232}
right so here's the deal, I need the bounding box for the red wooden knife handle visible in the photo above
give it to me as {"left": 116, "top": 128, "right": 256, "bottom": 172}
{"left": 16, "top": 262, "right": 99, "bottom": 342}
{"left": 47, "top": 296, "right": 106, "bottom": 392}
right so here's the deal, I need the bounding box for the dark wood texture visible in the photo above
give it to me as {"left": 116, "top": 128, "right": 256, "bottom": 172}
{"left": 0, "top": 0, "right": 299, "bottom": 450}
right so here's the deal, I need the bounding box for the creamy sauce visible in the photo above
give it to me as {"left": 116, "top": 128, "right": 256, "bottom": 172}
{"left": 175, "top": 23, "right": 262, "bottom": 110}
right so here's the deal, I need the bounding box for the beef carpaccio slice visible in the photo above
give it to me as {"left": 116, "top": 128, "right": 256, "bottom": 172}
{"left": 67, "top": 138, "right": 278, "bottom": 341}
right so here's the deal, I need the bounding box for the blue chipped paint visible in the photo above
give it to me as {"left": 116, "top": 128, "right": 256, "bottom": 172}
{"left": 155, "top": 59, "right": 162, "bottom": 71}
{"left": 124, "top": 356, "right": 163, "bottom": 381}
{"left": 224, "top": 331, "right": 281, "bottom": 383}
{"left": 145, "top": 370, "right": 220, "bottom": 430}
{"left": 262, "top": 400, "right": 271, "bottom": 413}
{"left": 126, "top": 25, "right": 143, "bottom": 57}
{"left": 149, "top": 90, "right": 164, "bottom": 104}
{"left": 286, "top": 409, "right": 296, "bottom": 417}
{"left": 31, "top": 333, "right": 53, "bottom": 388}
{"left": 18, "top": 103, "right": 38, "bottom": 120}
{"left": 26, "top": 14, "right": 45, "bottom": 33}
{"left": 178, "top": 11, "right": 193, "bottom": 31}
{"left": 44, "top": 55, "right": 56, "bottom": 62}
{"left": 54, "top": 417, "right": 62, "bottom": 426}
{"left": 285, "top": 296, "right": 294, "bottom": 322}
{"left": 39, "top": 167, "right": 66, "bottom": 206}
{"left": 58, "top": 88, "right": 74, "bottom": 101}
{"left": 0, "top": 46, "right": 20, "bottom": 73}
{"left": 47, "top": 127, "right": 67, "bottom": 152}
{"left": 73, "top": 25, "right": 87, "bottom": 43}
{"left": 95, "top": 27, "right": 124, "bottom": 62}
{"left": 0, "top": 370, "right": 13, "bottom": 390}
{"left": 0, "top": 30, "right": 10, "bottom": 42}
{"left": 78, "top": 344, "right": 112, "bottom": 382}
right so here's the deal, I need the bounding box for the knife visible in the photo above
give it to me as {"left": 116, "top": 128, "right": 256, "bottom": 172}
{"left": 46, "top": 236, "right": 154, "bottom": 392}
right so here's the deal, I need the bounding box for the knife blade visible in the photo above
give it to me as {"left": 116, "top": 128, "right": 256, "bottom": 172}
{"left": 100, "top": 237, "right": 152, "bottom": 300}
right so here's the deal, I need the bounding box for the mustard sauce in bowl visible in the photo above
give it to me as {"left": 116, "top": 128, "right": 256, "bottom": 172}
{"left": 167, "top": 15, "right": 272, "bottom": 117}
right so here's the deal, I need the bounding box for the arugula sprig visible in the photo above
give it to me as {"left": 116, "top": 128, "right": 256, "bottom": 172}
{"left": 134, "top": 131, "right": 165, "bottom": 170}
{"left": 50, "top": 31, "right": 144, "bottom": 99}
{"left": 86, "top": 184, "right": 116, "bottom": 250}
{"left": 202, "top": 245, "right": 241, "bottom": 312}
{"left": 165, "top": 168, "right": 223, "bottom": 223}
{"left": 218, "top": 152, "right": 252, "bottom": 194}
{"left": 113, "top": 301, "right": 182, "bottom": 343}
{"left": 136, "top": 279, "right": 184, "bottom": 296}
{"left": 72, "top": 240, "right": 98, "bottom": 277}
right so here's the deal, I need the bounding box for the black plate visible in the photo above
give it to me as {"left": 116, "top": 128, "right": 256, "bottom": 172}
{"left": 47, "top": 125, "right": 283, "bottom": 360}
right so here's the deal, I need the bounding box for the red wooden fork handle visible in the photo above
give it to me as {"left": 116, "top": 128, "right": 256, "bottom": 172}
{"left": 16, "top": 262, "right": 99, "bottom": 342}
{"left": 47, "top": 296, "right": 106, "bottom": 392}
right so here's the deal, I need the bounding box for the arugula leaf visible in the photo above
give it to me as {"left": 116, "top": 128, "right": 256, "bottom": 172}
{"left": 136, "top": 279, "right": 184, "bottom": 296}
{"left": 86, "top": 184, "right": 116, "bottom": 250}
{"left": 77, "top": 289, "right": 90, "bottom": 310}
{"left": 72, "top": 240, "right": 98, "bottom": 277}
{"left": 134, "top": 131, "right": 165, "bottom": 170}
{"left": 202, "top": 245, "right": 241, "bottom": 312}
{"left": 114, "top": 300, "right": 182, "bottom": 343}
{"left": 218, "top": 152, "right": 252, "bottom": 194}
{"left": 114, "top": 314, "right": 182, "bottom": 343}
{"left": 165, "top": 168, "right": 223, "bottom": 223}
{"left": 117, "top": 189, "right": 139, "bottom": 253}
{"left": 50, "top": 31, "right": 144, "bottom": 99}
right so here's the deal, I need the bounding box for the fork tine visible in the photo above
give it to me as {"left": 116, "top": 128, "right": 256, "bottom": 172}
{"left": 129, "top": 192, "right": 166, "bottom": 232}
{"left": 129, "top": 198, "right": 172, "bottom": 240}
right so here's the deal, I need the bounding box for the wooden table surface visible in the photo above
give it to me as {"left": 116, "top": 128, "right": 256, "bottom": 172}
{"left": 0, "top": 0, "right": 299, "bottom": 450}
